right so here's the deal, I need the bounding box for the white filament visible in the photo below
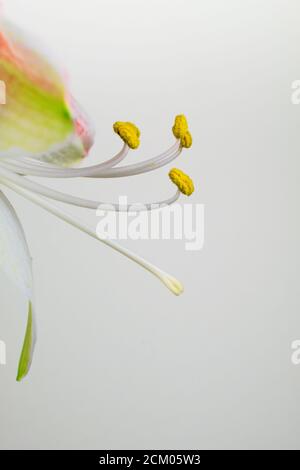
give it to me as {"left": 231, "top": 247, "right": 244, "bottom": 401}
{"left": 0, "top": 178, "right": 184, "bottom": 296}
{"left": 0, "top": 165, "right": 181, "bottom": 210}
{"left": 2, "top": 144, "right": 129, "bottom": 177}
{"left": 1, "top": 142, "right": 181, "bottom": 179}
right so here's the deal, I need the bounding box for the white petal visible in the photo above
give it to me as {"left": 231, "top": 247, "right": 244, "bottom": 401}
{"left": 0, "top": 191, "right": 36, "bottom": 380}
{"left": 0, "top": 190, "right": 32, "bottom": 296}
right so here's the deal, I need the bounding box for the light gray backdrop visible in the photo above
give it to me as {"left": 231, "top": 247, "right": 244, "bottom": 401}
{"left": 0, "top": 0, "right": 299, "bottom": 450}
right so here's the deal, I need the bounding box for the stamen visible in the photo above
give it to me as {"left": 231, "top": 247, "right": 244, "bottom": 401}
{"left": 0, "top": 116, "right": 191, "bottom": 179}
{"left": 169, "top": 168, "right": 195, "bottom": 196}
{"left": 172, "top": 115, "right": 193, "bottom": 149}
{"left": 0, "top": 178, "right": 184, "bottom": 296}
{"left": 0, "top": 142, "right": 181, "bottom": 178}
{"left": 0, "top": 164, "right": 181, "bottom": 210}
{"left": 1, "top": 144, "right": 130, "bottom": 177}
{"left": 113, "top": 122, "right": 140, "bottom": 149}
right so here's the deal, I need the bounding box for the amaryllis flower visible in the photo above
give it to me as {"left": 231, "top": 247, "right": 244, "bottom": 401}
{"left": 0, "top": 18, "right": 195, "bottom": 381}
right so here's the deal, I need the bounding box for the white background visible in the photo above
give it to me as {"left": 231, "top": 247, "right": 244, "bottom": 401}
{"left": 0, "top": 0, "right": 299, "bottom": 449}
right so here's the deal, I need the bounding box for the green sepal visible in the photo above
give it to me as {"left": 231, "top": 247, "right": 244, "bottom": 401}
{"left": 16, "top": 302, "right": 34, "bottom": 382}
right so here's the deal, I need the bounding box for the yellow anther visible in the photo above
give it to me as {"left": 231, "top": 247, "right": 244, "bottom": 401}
{"left": 172, "top": 114, "right": 193, "bottom": 149}
{"left": 169, "top": 168, "right": 195, "bottom": 196}
{"left": 181, "top": 130, "right": 192, "bottom": 149}
{"left": 172, "top": 115, "right": 188, "bottom": 139}
{"left": 113, "top": 121, "right": 140, "bottom": 149}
